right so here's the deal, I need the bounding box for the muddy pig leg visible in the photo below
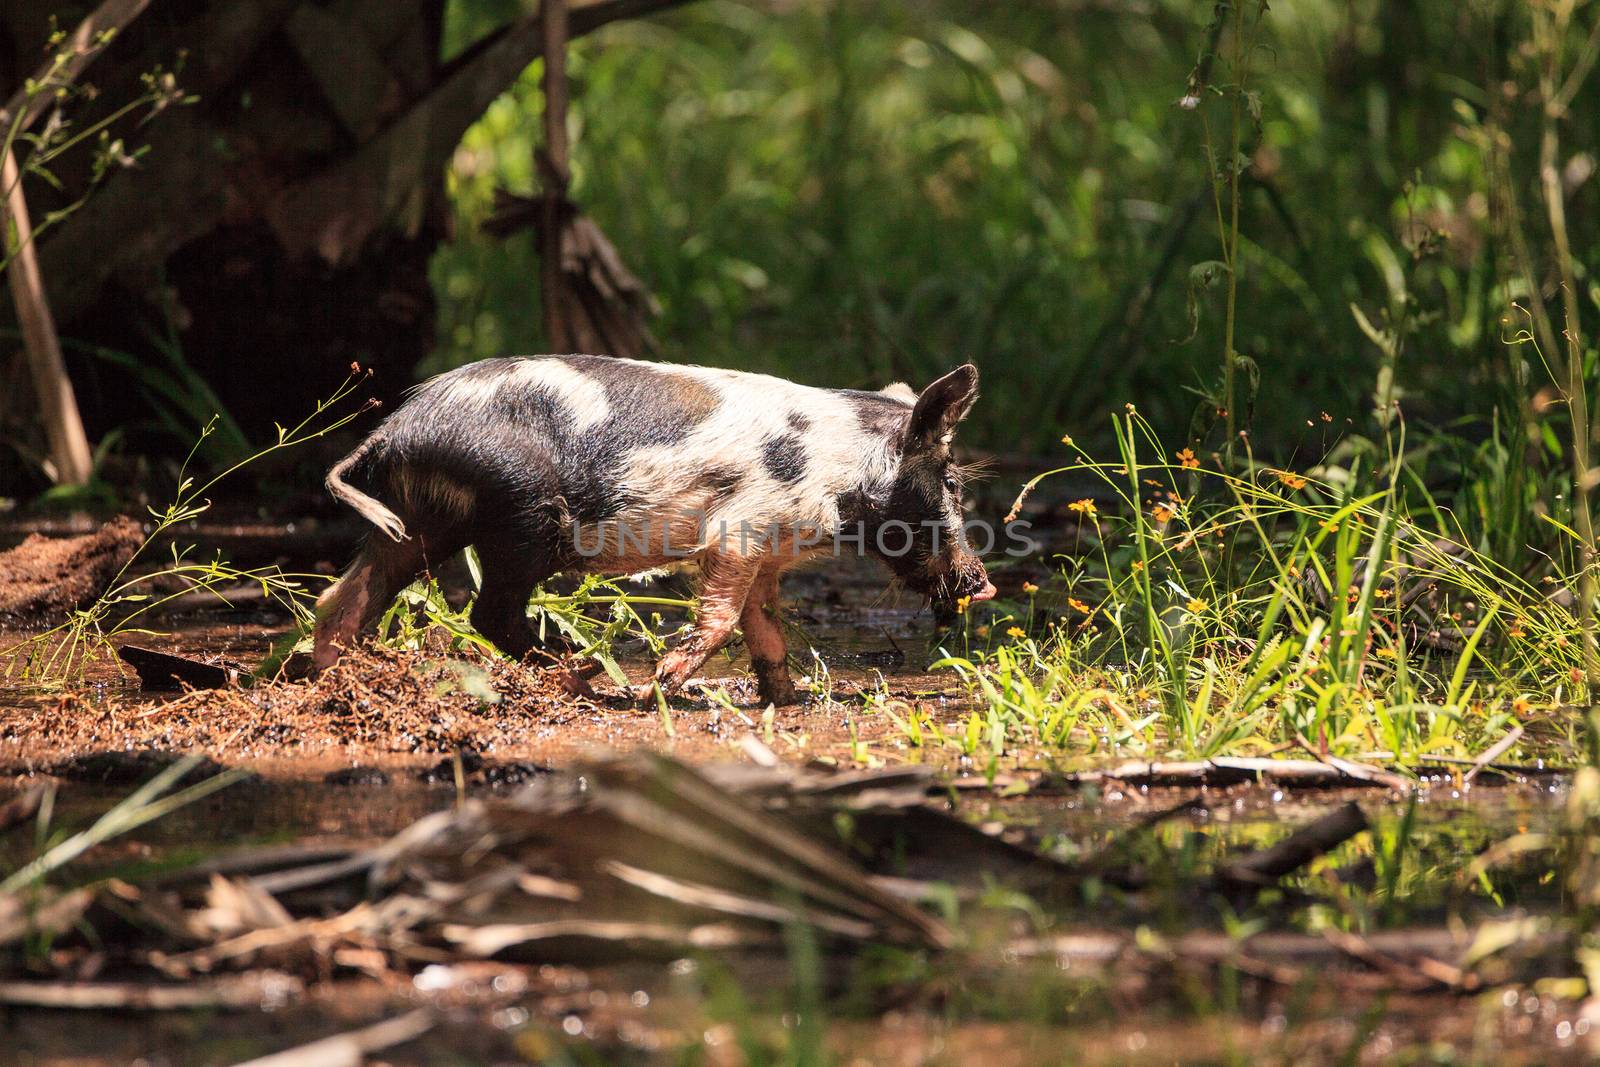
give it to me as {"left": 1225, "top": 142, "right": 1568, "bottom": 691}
{"left": 313, "top": 537, "right": 427, "bottom": 672}
{"left": 470, "top": 524, "right": 566, "bottom": 662}
{"left": 740, "top": 564, "right": 799, "bottom": 706}
{"left": 650, "top": 552, "right": 761, "bottom": 699}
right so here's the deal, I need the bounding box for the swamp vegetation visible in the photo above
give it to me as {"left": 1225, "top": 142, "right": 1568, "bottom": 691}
{"left": 5, "top": 0, "right": 1600, "bottom": 1063}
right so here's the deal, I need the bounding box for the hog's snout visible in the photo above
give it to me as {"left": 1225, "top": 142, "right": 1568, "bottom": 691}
{"left": 935, "top": 553, "right": 992, "bottom": 605}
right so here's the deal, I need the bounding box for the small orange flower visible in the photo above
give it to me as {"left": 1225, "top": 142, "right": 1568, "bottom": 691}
{"left": 1273, "top": 469, "right": 1308, "bottom": 490}
{"left": 1177, "top": 448, "right": 1200, "bottom": 469}
{"left": 1507, "top": 620, "right": 1527, "bottom": 638}
{"left": 1512, "top": 697, "right": 1532, "bottom": 716}
{"left": 1320, "top": 519, "right": 1340, "bottom": 532}
{"left": 1068, "top": 597, "right": 1092, "bottom": 614}
{"left": 1373, "top": 587, "right": 1393, "bottom": 601}
{"left": 1151, "top": 503, "right": 1174, "bottom": 523}
{"left": 955, "top": 595, "right": 971, "bottom": 614}
{"left": 1006, "top": 626, "right": 1026, "bottom": 639}
{"left": 1068, "top": 498, "right": 1098, "bottom": 517}
{"left": 1132, "top": 560, "right": 1146, "bottom": 572}
{"left": 1186, "top": 597, "right": 1207, "bottom": 613}
{"left": 1022, "top": 581, "right": 1040, "bottom": 595}
{"left": 1061, "top": 434, "right": 1075, "bottom": 446}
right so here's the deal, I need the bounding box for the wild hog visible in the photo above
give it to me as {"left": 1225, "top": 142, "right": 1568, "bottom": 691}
{"left": 314, "top": 355, "right": 995, "bottom": 705}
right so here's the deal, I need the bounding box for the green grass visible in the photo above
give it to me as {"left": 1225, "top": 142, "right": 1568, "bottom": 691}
{"left": 911, "top": 411, "right": 1584, "bottom": 773}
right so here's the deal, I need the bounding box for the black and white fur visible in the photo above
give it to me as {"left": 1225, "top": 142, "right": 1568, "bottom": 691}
{"left": 314, "top": 355, "right": 994, "bottom": 704}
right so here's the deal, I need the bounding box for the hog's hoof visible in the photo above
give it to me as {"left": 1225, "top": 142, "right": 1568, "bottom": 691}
{"left": 634, "top": 681, "right": 670, "bottom": 709}
{"left": 753, "top": 662, "right": 802, "bottom": 708}
{"left": 756, "top": 682, "right": 802, "bottom": 708}
{"left": 553, "top": 656, "right": 604, "bottom": 701}
{"left": 559, "top": 670, "right": 599, "bottom": 701}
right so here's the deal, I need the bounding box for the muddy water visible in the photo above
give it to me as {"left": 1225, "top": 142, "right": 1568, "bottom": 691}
{"left": 0, "top": 528, "right": 1587, "bottom": 1065}
{"left": 4, "top": 773, "right": 1582, "bottom": 1065}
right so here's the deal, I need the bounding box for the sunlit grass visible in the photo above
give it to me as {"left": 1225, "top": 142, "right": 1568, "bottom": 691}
{"left": 905, "top": 413, "right": 1583, "bottom": 773}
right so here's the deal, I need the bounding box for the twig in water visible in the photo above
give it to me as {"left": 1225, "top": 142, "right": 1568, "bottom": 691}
{"left": 1464, "top": 725, "right": 1525, "bottom": 786}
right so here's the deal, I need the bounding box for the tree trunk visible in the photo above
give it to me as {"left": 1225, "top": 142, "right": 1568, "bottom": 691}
{"left": 0, "top": 0, "right": 691, "bottom": 495}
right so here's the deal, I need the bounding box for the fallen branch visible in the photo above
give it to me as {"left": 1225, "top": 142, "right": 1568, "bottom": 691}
{"left": 0, "top": 0, "right": 152, "bottom": 136}
{"left": 1217, "top": 801, "right": 1368, "bottom": 888}
{"left": 0, "top": 972, "right": 301, "bottom": 1010}
{"left": 1291, "top": 736, "right": 1412, "bottom": 792}
{"left": 1011, "top": 923, "right": 1565, "bottom": 988}
{"left": 229, "top": 1008, "right": 433, "bottom": 1067}
{"left": 1465, "top": 726, "right": 1526, "bottom": 786}
{"left": 1044, "top": 756, "right": 1410, "bottom": 791}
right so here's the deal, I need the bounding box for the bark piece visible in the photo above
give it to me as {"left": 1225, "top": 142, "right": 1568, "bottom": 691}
{"left": 117, "top": 644, "right": 243, "bottom": 691}
{"left": 0, "top": 514, "right": 141, "bottom": 620}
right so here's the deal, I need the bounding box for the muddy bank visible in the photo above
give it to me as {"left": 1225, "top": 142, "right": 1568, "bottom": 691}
{"left": 0, "top": 516, "right": 143, "bottom": 620}
{"left": 0, "top": 642, "right": 978, "bottom": 776}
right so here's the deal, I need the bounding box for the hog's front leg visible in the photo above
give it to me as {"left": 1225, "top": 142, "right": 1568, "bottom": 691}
{"left": 740, "top": 564, "right": 799, "bottom": 706}
{"left": 650, "top": 552, "right": 761, "bottom": 699}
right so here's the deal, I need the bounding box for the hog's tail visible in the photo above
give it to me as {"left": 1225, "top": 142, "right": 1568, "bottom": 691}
{"left": 326, "top": 437, "right": 409, "bottom": 542}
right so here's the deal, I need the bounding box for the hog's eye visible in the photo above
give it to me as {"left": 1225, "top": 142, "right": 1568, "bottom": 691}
{"left": 942, "top": 473, "right": 959, "bottom": 493}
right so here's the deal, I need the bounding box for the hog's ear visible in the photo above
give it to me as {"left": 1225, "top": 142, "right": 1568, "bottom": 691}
{"left": 905, "top": 364, "right": 979, "bottom": 450}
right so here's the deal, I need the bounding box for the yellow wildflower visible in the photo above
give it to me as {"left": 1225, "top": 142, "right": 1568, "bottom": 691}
{"left": 1006, "top": 626, "right": 1026, "bottom": 639}
{"left": 1068, "top": 498, "right": 1098, "bottom": 517}
{"left": 1374, "top": 646, "right": 1396, "bottom": 659}
{"left": 955, "top": 595, "right": 971, "bottom": 614}
{"left": 1151, "top": 503, "right": 1174, "bottom": 523}
{"left": 1507, "top": 620, "right": 1527, "bottom": 638}
{"left": 1177, "top": 448, "right": 1200, "bottom": 469}
{"left": 1186, "top": 597, "right": 1206, "bottom": 613}
{"left": 1320, "top": 519, "right": 1340, "bottom": 532}
{"left": 1061, "top": 434, "right": 1075, "bottom": 446}
{"left": 1068, "top": 597, "right": 1092, "bottom": 614}
{"left": 1021, "top": 581, "right": 1040, "bottom": 595}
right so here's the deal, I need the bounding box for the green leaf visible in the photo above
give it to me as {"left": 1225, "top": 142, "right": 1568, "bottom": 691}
{"left": 1176, "top": 260, "right": 1228, "bottom": 345}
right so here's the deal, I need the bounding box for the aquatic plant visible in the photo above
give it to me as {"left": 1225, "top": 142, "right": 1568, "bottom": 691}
{"left": 1, "top": 369, "right": 375, "bottom": 687}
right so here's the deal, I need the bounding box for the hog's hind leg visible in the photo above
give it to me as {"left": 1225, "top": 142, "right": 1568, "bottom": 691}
{"left": 313, "top": 536, "right": 429, "bottom": 672}
{"left": 468, "top": 505, "right": 569, "bottom": 663}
